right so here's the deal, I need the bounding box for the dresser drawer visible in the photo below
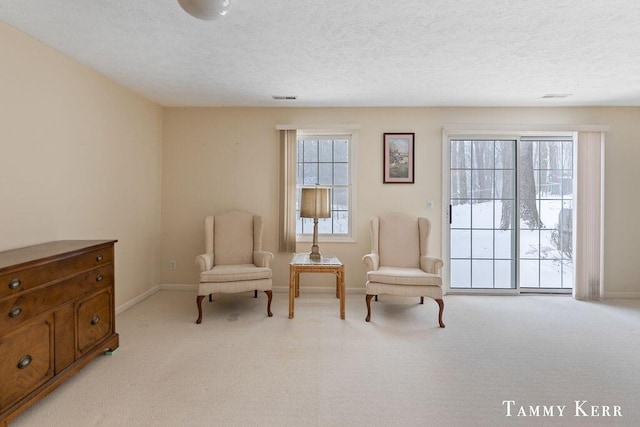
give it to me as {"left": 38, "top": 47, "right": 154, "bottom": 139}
{"left": 0, "top": 247, "right": 113, "bottom": 299}
{"left": 0, "top": 313, "right": 54, "bottom": 410}
{"left": 76, "top": 290, "right": 113, "bottom": 357}
{"left": 0, "top": 265, "right": 113, "bottom": 334}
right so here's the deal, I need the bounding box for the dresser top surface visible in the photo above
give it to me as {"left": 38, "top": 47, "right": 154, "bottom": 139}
{"left": 0, "top": 240, "right": 117, "bottom": 272}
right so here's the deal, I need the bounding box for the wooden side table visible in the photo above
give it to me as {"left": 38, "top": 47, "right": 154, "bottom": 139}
{"left": 288, "top": 253, "right": 345, "bottom": 319}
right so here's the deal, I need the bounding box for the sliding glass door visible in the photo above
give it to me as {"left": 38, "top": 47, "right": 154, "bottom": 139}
{"left": 449, "top": 137, "right": 574, "bottom": 291}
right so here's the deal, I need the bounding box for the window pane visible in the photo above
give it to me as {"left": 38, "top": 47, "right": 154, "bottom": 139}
{"left": 471, "top": 202, "right": 493, "bottom": 229}
{"left": 520, "top": 260, "right": 539, "bottom": 287}
{"left": 317, "top": 217, "right": 332, "bottom": 234}
{"left": 495, "top": 141, "right": 514, "bottom": 169}
{"left": 540, "top": 230, "right": 560, "bottom": 259}
{"left": 300, "top": 217, "right": 314, "bottom": 234}
{"left": 333, "top": 211, "right": 348, "bottom": 234}
{"left": 332, "top": 188, "right": 348, "bottom": 210}
{"left": 334, "top": 140, "right": 348, "bottom": 162}
{"left": 519, "top": 141, "right": 535, "bottom": 169}
{"left": 494, "top": 260, "right": 513, "bottom": 288}
{"left": 494, "top": 200, "right": 514, "bottom": 230}
{"left": 540, "top": 200, "right": 562, "bottom": 229}
{"left": 451, "top": 230, "right": 471, "bottom": 258}
{"left": 451, "top": 170, "right": 471, "bottom": 199}
{"left": 520, "top": 230, "right": 539, "bottom": 258}
{"left": 494, "top": 230, "right": 512, "bottom": 259}
{"left": 451, "top": 140, "right": 471, "bottom": 169}
{"left": 319, "top": 140, "right": 332, "bottom": 162}
{"left": 471, "top": 230, "right": 493, "bottom": 258}
{"left": 334, "top": 163, "right": 348, "bottom": 185}
{"left": 450, "top": 259, "right": 471, "bottom": 288}
{"left": 303, "top": 163, "right": 318, "bottom": 185}
{"left": 563, "top": 141, "right": 573, "bottom": 170}
{"left": 318, "top": 163, "right": 332, "bottom": 185}
{"left": 471, "top": 260, "right": 493, "bottom": 288}
{"left": 451, "top": 200, "right": 471, "bottom": 228}
{"left": 519, "top": 199, "right": 541, "bottom": 230}
{"left": 303, "top": 140, "right": 318, "bottom": 162}
{"left": 472, "top": 170, "right": 493, "bottom": 199}
{"left": 494, "top": 170, "right": 515, "bottom": 199}
{"left": 472, "top": 140, "right": 494, "bottom": 169}
{"left": 539, "top": 260, "right": 562, "bottom": 288}
{"left": 518, "top": 169, "right": 538, "bottom": 200}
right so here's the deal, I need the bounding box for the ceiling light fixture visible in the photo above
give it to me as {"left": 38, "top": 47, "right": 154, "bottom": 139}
{"left": 177, "top": 0, "right": 231, "bottom": 21}
{"left": 272, "top": 95, "right": 298, "bottom": 100}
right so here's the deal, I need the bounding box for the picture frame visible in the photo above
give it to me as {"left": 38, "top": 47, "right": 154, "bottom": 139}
{"left": 383, "top": 133, "right": 415, "bottom": 183}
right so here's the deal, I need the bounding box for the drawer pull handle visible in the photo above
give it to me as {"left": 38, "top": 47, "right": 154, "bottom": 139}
{"left": 91, "top": 315, "right": 101, "bottom": 325}
{"left": 96, "top": 255, "right": 104, "bottom": 262}
{"left": 9, "top": 306, "right": 22, "bottom": 318}
{"left": 8, "top": 278, "right": 22, "bottom": 289}
{"left": 96, "top": 274, "right": 104, "bottom": 282}
{"left": 17, "top": 355, "right": 32, "bottom": 369}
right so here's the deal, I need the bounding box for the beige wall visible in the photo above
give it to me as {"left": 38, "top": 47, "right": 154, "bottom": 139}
{"left": 162, "top": 107, "right": 640, "bottom": 297}
{"left": 0, "top": 22, "right": 163, "bottom": 306}
{"left": 3, "top": 22, "right": 639, "bottom": 305}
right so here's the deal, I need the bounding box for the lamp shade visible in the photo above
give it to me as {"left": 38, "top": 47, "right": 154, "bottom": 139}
{"left": 300, "top": 187, "right": 331, "bottom": 219}
{"left": 177, "top": 0, "right": 231, "bottom": 20}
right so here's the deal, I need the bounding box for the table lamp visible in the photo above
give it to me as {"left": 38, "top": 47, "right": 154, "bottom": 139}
{"left": 300, "top": 187, "right": 331, "bottom": 260}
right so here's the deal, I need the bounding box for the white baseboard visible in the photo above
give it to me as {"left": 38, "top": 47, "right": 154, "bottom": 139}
{"left": 116, "top": 285, "right": 160, "bottom": 315}
{"left": 155, "top": 283, "right": 365, "bottom": 294}
{"left": 116, "top": 283, "right": 365, "bottom": 315}
{"left": 160, "top": 283, "right": 198, "bottom": 292}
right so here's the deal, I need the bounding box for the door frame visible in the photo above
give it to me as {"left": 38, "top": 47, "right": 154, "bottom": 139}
{"left": 441, "top": 126, "right": 576, "bottom": 295}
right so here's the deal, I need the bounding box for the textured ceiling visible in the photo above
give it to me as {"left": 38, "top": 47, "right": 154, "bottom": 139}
{"left": 2, "top": 0, "right": 640, "bottom": 107}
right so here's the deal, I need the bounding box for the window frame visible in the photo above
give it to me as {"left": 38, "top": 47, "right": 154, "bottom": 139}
{"left": 295, "top": 130, "right": 357, "bottom": 243}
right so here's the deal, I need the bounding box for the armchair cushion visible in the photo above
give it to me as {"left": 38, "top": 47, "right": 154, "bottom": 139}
{"left": 200, "top": 264, "right": 272, "bottom": 283}
{"left": 367, "top": 266, "right": 442, "bottom": 287}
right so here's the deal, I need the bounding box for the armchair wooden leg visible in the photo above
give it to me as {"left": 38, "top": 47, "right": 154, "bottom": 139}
{"left": 208, "top": 294, "right": 213, "bottom": 302}
{"left": 265, "top": 291, "right": 273, "bottom": 317}
{"left": 196, "top": 295, "right": 205, "bottom": 324}
{"left": 420, "top": 296, "right": 424, "bottom": 304}
{"left": 365, "top": 294, "right": 374, "bottom": 322}
{"left": 375, "top": 295, "right": 378, "bottom": 302}
{"left": 435, "top": 298, "right": 445, "bottom": 328}
{"left": 254, "top": 290, "right": 258, "bottom": 298}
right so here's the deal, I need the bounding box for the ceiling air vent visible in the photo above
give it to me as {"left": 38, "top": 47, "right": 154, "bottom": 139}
{"left": 541, "top": 93, "right": 572, "bottom": 99}
{"left": 272, "top": 95, "right": 297, "bottom": 100}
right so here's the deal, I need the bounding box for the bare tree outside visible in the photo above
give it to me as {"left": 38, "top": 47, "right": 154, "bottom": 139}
{"left": 518, "top": 141, "right": 542, "bottom": 228}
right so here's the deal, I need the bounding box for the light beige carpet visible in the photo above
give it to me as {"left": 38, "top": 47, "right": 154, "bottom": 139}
{"left": 11, "top": 291, "right": 640, "bottom": 426}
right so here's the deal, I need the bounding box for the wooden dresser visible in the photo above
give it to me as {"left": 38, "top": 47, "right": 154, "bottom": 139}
{"left": 0, "top": 240, "right": 119, "bottom": 426}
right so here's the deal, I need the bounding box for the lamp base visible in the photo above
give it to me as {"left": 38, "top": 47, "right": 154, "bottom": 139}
{"left": 309, "top": 244, "right": 322, "bottom": 261}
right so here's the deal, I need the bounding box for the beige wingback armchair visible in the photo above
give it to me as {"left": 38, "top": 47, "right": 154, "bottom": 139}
{"left": 194, "top": 211, "right": 274, "bottom": 324}
{"left": 362, "top": 212, "right": 445, "bottom": 327}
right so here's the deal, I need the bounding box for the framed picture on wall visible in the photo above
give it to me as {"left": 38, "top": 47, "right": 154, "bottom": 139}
{"left": 383, "top": 133, "right": 415, "bottom": 183}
